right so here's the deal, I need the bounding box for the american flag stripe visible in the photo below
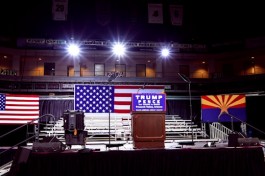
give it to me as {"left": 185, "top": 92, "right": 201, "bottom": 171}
{"left": 115, "top": 105, "right": 131, "bottom": 110}
{"left": 6, "top": 102, "right": 39, "bottom": 105}
{"left": 0, "top": 117, "right": 39, "bottom": 120}
{"left": 114, "top": 109, "right": 131, "bottom": 114}
{"left": 5, "top": 106, "right": 39, "bottom": 110}
{"left": 6, "top": 94, "right": 39, "bottom": 98}
{"left": 0, "top": 94, "right": 40, "bottom": 124}
{"left": 0, "top": 120, "right": 38, "bottom": 124}
{"left": 114, "top": 96, "right": 131, "bottom": 102}
{"left": 0, "top": 111, "right": 39, "bottom": 115}
{"left": 115, "top": 85, "right": 164, "bottom": 89}
{"left": 114, "top": 101, "right": 131, "bottom": 105}
{"left": 114, "top": 93, "right": 132, "bottom": 97}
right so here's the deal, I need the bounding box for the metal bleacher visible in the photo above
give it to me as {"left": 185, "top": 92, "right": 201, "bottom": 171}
{"left": 38, "top": 114, "right": 207, "bottom": 143}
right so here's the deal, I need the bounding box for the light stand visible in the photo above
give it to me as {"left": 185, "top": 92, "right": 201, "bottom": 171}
{"left": 178, "top": 73, "right": 194, "bottom": 145}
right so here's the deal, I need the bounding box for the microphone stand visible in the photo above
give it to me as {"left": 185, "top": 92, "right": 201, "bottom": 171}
{"left": 224, "top": 112, "right": 265, "bottom": 136}
{"left": 188, "top": 80, "right": 194, "bottom": 143}
{"left": 108, "top": 109, "right": 111, "bottom": 148}
{"left": 178, "top": 73, "right": 194, "bottom": 145}
{"left": 106, "top": 73, "right": 124, "bottom": 150}
{"left": 107, "top": 74, "right": 115, "bottom": 150}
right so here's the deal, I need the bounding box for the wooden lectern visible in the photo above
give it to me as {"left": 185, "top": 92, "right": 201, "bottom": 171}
{"left": 131, "top": 111, "right": 166, "bottom": 149}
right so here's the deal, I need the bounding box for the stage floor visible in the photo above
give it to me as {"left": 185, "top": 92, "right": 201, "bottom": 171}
{"left": 1, "top": 139, "right": 265, "bottom": 176}
{"left": 15, "top": 142, "right": 265, "bottom": 176}
{"left": 69, "top": 139, "right": 222, "bottom": 151}
{"left": 67, "top": 138, "right": 265, "bottom": 151}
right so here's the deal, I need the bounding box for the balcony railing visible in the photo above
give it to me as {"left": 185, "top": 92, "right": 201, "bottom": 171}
{"left": 1, "top": 72, "right": 265, "bottom": 95}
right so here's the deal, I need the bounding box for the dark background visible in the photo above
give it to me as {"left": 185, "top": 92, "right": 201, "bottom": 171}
{"left": 1, "top": 0, "right": 265, "bottom": 44}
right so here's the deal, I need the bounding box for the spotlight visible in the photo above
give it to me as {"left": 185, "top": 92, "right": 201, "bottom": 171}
{"left": 161, "top": 48, "right": 170, "bottom": 58}
{"left": 112, "top": 42, "right": 126, "bottom": 57}
{"left": 67, "top": 43, "right": 80, "bottom": 57}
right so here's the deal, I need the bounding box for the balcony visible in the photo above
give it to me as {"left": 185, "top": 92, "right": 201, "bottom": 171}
{"left": 1, "top": 73, "right": 265, "bottom": 96}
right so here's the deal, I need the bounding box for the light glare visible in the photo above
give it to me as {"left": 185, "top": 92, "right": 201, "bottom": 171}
{"left": 67, "top": 44, "right": 80, "bottom": 57}
{"left": 112, "top": 43, "right": 126, "bottom": 57}
{"left": 161, "top": 48, "right": 170, "bottom": 58}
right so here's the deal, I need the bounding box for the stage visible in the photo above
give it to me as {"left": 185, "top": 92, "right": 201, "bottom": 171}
{"left": 8, "top": 140, "right": 265, "bottom": 176}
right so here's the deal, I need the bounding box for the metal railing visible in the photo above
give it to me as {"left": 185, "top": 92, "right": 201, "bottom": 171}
{"left": 209, "top": 122, "right": 232, "bottom": 142}
{"left": 0, "top": 114, "right": 55, "bottom": 166}
{"left": 209, "top": 114, "right": 265, "bottom": 142}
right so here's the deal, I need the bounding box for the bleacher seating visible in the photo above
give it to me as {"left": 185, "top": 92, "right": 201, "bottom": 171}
{"left": 38, "top": 115, "right": 207, "bottom": 143}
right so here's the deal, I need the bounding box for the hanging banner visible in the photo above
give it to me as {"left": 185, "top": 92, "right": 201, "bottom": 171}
{"left": 128, "top": 0, "right": 140, "bottom": 24}
{"left": 148, "top": 4, "right": 163, "bottom": 24}
{"left": 96, "top": 0, "right": 112, "bottom": 26}
{"left": 169, "top": 5, "right": 183, "bottom": 26}
{"left": 52, "top": 0, "right": 68, "bottom": 21}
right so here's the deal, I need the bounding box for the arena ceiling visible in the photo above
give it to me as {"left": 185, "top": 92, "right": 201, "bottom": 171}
{"left": 0, "top": 0, "right": 265, "bottom": 46}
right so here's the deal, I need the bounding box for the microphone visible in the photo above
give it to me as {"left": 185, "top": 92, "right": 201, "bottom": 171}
{"left": 137, "top": 88, "right": 142, "bottom": 93}
{"left": 218, "top": 112, "right": 223, "bottom": 122}
{"left": 137, "top": 84, "right": 145, "bottom": 93}
{"left": 178, "top": 73, "right": 191, "bottom": 83}
{"left": 218, "top": 111, "right": 228, "bottom": 122}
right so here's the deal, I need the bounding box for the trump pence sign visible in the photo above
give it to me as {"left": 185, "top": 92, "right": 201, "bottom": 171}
{"left": 131, "top": 93, "right": 166, "bottom": 112}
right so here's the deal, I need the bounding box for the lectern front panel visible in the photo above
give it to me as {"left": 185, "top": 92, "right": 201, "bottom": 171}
{"left": 131, "top": 111, "right": 165, "bottom": 149}
{"left": 133, "top": 113, "right": 165, "bottom": 141}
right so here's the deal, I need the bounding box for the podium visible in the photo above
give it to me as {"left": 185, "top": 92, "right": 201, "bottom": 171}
{"left": 131, "top": 111, "right": 166, "bottom": 149}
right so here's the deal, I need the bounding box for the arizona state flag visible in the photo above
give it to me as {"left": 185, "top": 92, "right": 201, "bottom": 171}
{"left": 201, "top": 94, "right": 246, "bottom": 122}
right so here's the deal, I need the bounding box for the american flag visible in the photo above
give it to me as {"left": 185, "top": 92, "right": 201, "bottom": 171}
{"left": 74, "top": 85, "right": 165, "bottom": 114}
{"left": 0, "top": 94, "right": 40, "bottom": 124}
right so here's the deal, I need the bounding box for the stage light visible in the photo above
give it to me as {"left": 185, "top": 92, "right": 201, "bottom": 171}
{"left": 161, "top": 48, "right": 170, "bottom": 58}
{"left": 67, "top": 43, "right": 80, "bottom": 57}
{"left": 112, "top": 42, "right": 126, "bottom": 57}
